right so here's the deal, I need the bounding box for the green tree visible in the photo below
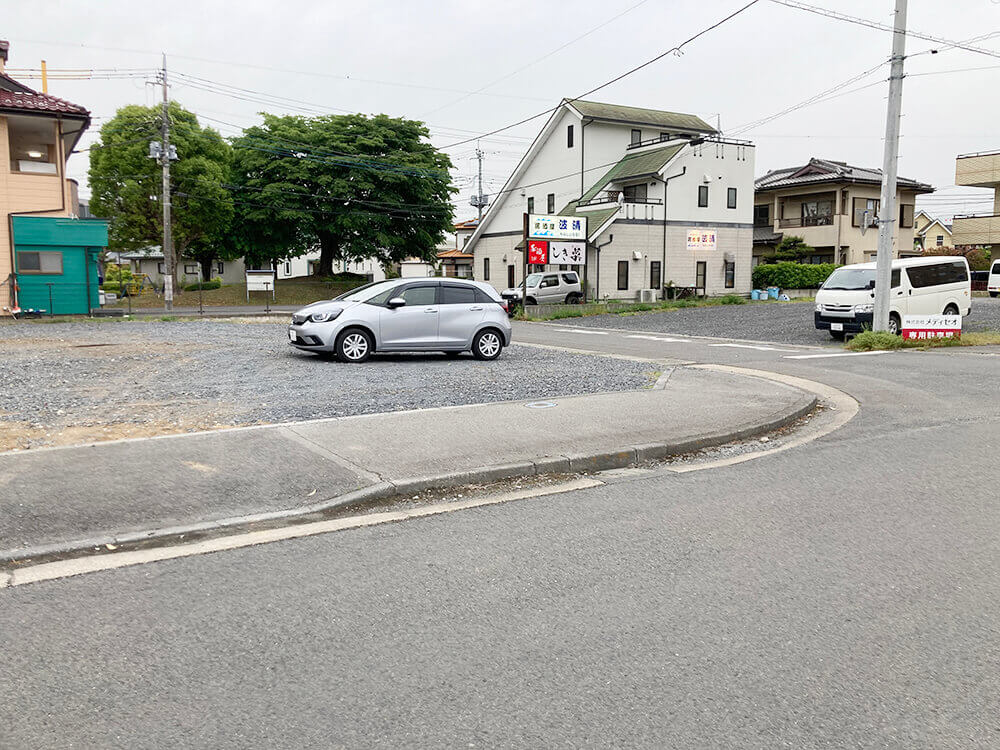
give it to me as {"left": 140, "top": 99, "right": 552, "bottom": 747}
{"left": 229, "top": 113, "right": 454, "bottom": 277}
{"left": 89, "top": 102, "right": 236, "bottom": 281}
{"left": 762, "top": 235, "right": 815, "bottom": 263}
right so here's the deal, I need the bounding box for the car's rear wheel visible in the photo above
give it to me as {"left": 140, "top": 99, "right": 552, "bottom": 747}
{"left": 943, "top": 304, "right": 960, "bottom": 315}
{"left": 565, "top": 293, "right": 581, "bottom": 304}
{"left": 335, "top": 328, "right": 373, "bottom": 363}
{"left": 990, "top": 292, "right": 999, "bottom": 298}
{"left": 472, "top": 329, "right": 503, "bottom": 361}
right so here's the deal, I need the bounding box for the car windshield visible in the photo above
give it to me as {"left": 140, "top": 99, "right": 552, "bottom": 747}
{"left": 822, "top": 268, "right": 876, "bottom": 291}
{"left": 333, "top": 280, "right": 398, "bottom": 302}
{"left": 525, "top": 273, "right": 543, "bottom": 288}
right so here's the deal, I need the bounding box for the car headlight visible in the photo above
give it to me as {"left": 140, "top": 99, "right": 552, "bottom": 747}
{"left": 310, "top": 310, "right": 342, "bottom": 323}
{"left": 853, "top": 303, "right": 874, "bottom": 314}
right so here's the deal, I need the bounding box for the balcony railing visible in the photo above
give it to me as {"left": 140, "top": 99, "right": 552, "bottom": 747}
{"left": 624, "top": 134, "right": 755, "bottom": 151}
{"left": 777, "top": 215, "right": 835, "bottom": 229}
{"left": 953, "top": 212, "right": 1000, "bottom": 220}
{"left": 576, "top": 194, "right": 663, "bottom": 208}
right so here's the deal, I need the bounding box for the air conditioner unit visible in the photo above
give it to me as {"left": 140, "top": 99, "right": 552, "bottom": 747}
{"left": 639, "top": 289, "right": 656, "bottom": 303}
{"left": 632, "top": 250, "right": 643, "bottom": 260}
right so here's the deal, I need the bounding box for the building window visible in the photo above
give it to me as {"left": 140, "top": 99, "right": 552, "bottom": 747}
{"left": 650, "top": 261, "right": 661, "bottom": 290}
{"left": 852, "top": 197, "right": 879, "bottom": 227}
{"left": 216, "top": 261, "right": 224, "bottom": 274}
{"left": 623, "top": 183, "right": 647, "bottom": 202}
{"left": 727, "top": 187, "right": 738, "bottom": 210}
{"left": 899, "top": 203, "right": 914, "bottom": 228}
{"left": 527, "top": 197, "right": 534, "bottom": 214}
{"left": 724, "top": 260, "right": 735, "bottom": 288}
{"left": 508, "top": 264, "right": 515, "bottom": 288}
{"left": 659, "top": 132, "right": 670, "bottom": 141}
{"left": 630, "top": 129, "right": 641, "bottom": 145}
{"left": 284, "top": 262, "right": 292, "bottom": 275}
{"left": 754, "top": 204, "right": 770, "bottom": 227}
{"left": 936, "top": 235, "right": 944, "bottom": 247}
{"left": 567, "top": 124, "right": 574, "bottom": 148}
{"left": 698, "top": 185, "right": 709, "bottom": 208}
{"left": 483, "top": 257, "right": 490, "bottom": 280}
{"left": 695, "top": 261, "right": 707, "bottom": 292}
{"left": 16, "top": 251, "right": 63, "bottom": 274}
{"left": 546, "top": 193, "right": 555, "bottom": 214}
{"left": 617, "top": 260, "right": 629, "bottom": 290}
{"left": 802, "top": 198, "right": 834, "bottom": 226}
{"left": 7, "top": 114, "right": 58, "bottom": 174}
{"left": 157, "top": 262, "right": 165, "bottom": 274}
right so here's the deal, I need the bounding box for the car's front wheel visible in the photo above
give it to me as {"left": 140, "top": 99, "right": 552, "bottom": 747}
{"left": 888, "top": 313, "right": 901, "bottom": 336}
{"left": 335, "top": 328, "right": 373, "bottom": 363}
{"left": 830, "top": 330, "right": 845, "bottom": 341}
{"left": 472, "top": 329, "right": 503, "bottom": 360}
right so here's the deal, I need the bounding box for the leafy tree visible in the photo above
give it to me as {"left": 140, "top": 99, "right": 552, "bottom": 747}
{"left": 761, "top": 235, "right": 816, "bottom": 264}
{"left": 229, "top": 113, "right": 454, "bottom": 277}
{"left": 925, "top": 244, "right": 991, "bottom": 271}
{"left": 89, "top": 102, "right": 236, "bottom": 281}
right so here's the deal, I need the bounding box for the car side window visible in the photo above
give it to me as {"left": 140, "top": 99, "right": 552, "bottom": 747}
{"left": 474, "top": 289, "right": 497, "bottom": 304}
{"left": 540, "top": 275, "right": 558, "bottom": 288}
{"left": 561, "top": 273, "right": 578, "bottom": 284}
{"left": 400, "top": 285, "right": 437, "bottom": 306}
{"left": 366, "top": 286, "right": 402, "bottom": 306}
{"left": 440, "top": 285, "right": 476, "bottom": 304}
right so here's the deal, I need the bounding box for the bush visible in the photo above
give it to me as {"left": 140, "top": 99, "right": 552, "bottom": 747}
{"left": 718, "top": 294, "right": 746, "bottom": 305}
{"left": 752, "top": 262, "right": 838, "bottom": 290}
{"left": 846, "top": 331, "right": 904, "bottom": 351}
{"left": 184, "top": 277, "right": 222, "bottom": 291}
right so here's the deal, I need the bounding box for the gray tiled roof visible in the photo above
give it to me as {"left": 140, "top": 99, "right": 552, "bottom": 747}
{"left": 568, "top": 99, "right": 717, "bottom": 134}
{"left": 755, "top": 157, "right": 932, "bottom": 193}
{"left": 753, "top": 227, "right": 783, "bottom": 245}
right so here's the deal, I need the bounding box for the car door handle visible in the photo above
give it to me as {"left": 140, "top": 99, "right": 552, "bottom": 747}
{"left": 424, "top": 308, "right": 438, "bottom": 313}
{"left": 469, "top": 306, "right": 484, "bottom": 311}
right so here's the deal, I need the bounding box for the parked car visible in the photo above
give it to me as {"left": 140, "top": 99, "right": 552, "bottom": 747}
{"left": 814, "top": 256, "right": 971, "bottom": 339}
{"left": 502, "top": 271, "right": 583, "bottom": 309}
{"left": 288, "top": 278, "right": 511, "bottom": 362}
{"left": 988, "top": 259, "right": 1000, "bottom": 298}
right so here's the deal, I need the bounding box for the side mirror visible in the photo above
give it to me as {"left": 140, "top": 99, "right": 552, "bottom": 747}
{"left": 387, "top": 297, "right": 406, "bottom": 308}
{"left": 867, "top": 280, "right": 876, "bottom": 290}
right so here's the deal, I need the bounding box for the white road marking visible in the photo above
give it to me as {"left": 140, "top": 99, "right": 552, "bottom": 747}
{"left": 709, "top": 343, "right": 800, "bottom": 353}
{"left": 783, "top": 350, "right": 892, "bottom": 360}
{"left": 563, "top": 329, "right": 609, "bottom": 335}
{"left": 626, "top": 334, "right": 691, "bottom": 343}
{"left": 2, "top": 477, "right": 604, "bottom": 588}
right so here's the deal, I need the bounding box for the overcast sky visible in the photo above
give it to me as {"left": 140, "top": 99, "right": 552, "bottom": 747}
{"left": 6, "top": 0, "right": 1000, "bottom": 223}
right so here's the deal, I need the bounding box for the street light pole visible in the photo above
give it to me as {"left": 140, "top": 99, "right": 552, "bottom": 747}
{"left": 873, "top": 0, "right": 907, "bottom": 332}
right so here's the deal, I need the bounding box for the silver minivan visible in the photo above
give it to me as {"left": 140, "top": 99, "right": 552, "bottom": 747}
{"left": 289, "top": 279, "right": 512, "bottom": 362}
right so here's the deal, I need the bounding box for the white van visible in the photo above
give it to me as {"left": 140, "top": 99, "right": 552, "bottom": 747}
{"left": 988, "top": 260, "right": 1000, "bottom": 298}
{"left": 815, "top": 256, "right": 971, "bottom": 339}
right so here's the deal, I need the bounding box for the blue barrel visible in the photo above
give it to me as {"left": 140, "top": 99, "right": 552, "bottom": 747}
{"left": 767, "top": 286, "right": 780, "bottom": 299}
{"left": 751, "top": 289, "right": 761, "bottom": 300}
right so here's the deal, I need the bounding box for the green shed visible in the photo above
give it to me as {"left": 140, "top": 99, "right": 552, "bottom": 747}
{"left": 13, "top": 216, "right": 109, "bottom": 315}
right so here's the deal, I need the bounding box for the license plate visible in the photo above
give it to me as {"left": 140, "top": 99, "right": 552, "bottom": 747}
{"left": 831, "top": 322, "right": 843, "bottom": 332}
{"left": 288, "top": 329, "right": 297, "bottom": 342}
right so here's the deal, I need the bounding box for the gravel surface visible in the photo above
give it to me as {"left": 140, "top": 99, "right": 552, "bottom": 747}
{"left": 563, "top": 297, "right": 1000, "bottom": 345}
{"left": 0, "top": 319, "right": 654, "bottom": 450}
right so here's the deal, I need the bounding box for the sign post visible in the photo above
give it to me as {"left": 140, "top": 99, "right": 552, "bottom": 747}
{"left": 523, "top": 213, "right": 588, "bottom": 309}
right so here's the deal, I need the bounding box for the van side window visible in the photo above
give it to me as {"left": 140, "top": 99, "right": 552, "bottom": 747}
{"left": 993, "top": 262, "right": 1000, "bottom": 275}
{"left": 906, "top": 261, "right": 967, "bottom": 288}
{"left": 891, "top": 269, "right": 900, "bottom": 288}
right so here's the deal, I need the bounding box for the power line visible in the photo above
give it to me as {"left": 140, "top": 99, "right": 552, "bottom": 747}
{"left": 438, "top": 0, "right": 763, "bottom": 149}
{"left": 420, "top": 0, "right": 654, "bottom": 117}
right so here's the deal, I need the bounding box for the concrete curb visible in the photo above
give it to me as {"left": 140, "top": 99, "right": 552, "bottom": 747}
{"left": 0, "top": 391, "right": 816, "bottom": 566}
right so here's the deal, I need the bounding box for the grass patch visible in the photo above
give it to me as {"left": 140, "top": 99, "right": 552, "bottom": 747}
{"left": 517, "top": 294, "right": 809, "bottom": 321}
{"left": 846, "top": 330, "right": 1000, "bottom": 351}
{"left": 110, "top": 276, "right": 362, "bottom": 309}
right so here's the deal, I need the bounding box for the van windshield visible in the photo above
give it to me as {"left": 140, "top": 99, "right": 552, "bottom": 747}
{"left": 822, "top": 268, "right": 875, "bottom": 291}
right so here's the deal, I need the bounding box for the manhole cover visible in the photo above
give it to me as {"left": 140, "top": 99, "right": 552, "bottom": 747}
{"left": 525, "top": 401, "right": 557, "bottom": 409}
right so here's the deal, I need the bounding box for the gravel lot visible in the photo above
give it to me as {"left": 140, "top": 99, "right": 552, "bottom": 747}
{"left": 564, "top": 297, "right": 1000, "bottom": 345}
{"left": 0, "top": 319, "right": 655, "bottom": 451}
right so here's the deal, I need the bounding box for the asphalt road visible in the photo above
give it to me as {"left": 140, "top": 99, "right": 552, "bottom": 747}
{"left": 3, "top": 325, "right": 999, "bottom": 748}
{"left": 563, "top": 295, "right": 1000, "bottom": 345}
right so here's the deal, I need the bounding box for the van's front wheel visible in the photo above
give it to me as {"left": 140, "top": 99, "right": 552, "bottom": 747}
{"left": 830, "top": 330, "right": 845, "bottom": 341}
{"left": 888, "top": 313, "right": 901, "bottom": 336}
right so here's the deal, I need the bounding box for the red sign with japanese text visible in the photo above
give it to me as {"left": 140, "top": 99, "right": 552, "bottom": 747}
{"left": 901, "top": 314, "right": 961, "bottom": 341}
{"left": 528, "top": 240, "right": 548, "bottom": 265}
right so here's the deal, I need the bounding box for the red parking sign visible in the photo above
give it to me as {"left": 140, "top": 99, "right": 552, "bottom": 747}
{"left": 528, "top": 240, "right": 548, "bottom": 265}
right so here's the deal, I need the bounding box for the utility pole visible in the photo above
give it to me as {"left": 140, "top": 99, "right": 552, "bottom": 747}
{"left": 160, "top": 53, "right": 174, "bottom": 311}
{"left": 475, "top": 144, "right": 484, "bottom": 221}
{"left": 873, "top": 0, "right": 907, "bottom": 332}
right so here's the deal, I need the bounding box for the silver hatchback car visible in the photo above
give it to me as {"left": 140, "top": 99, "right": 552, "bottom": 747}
{"left": 289, "top": 278, "right": 512, "bottom": 362}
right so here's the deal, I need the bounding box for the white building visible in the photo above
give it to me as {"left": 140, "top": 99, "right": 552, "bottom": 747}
{"left": 272, "top": 249, "right": 387, "bottom": 282}
{"left": 465, "top": 99, "right": 756, "bottom": 300}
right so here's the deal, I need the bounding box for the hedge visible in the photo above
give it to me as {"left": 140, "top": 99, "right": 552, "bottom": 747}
{"left": 752, "top": 262, "right": 838, "bottom": 290}
{"left": 183, "top": 277, "right": 222, "bottom": 291}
